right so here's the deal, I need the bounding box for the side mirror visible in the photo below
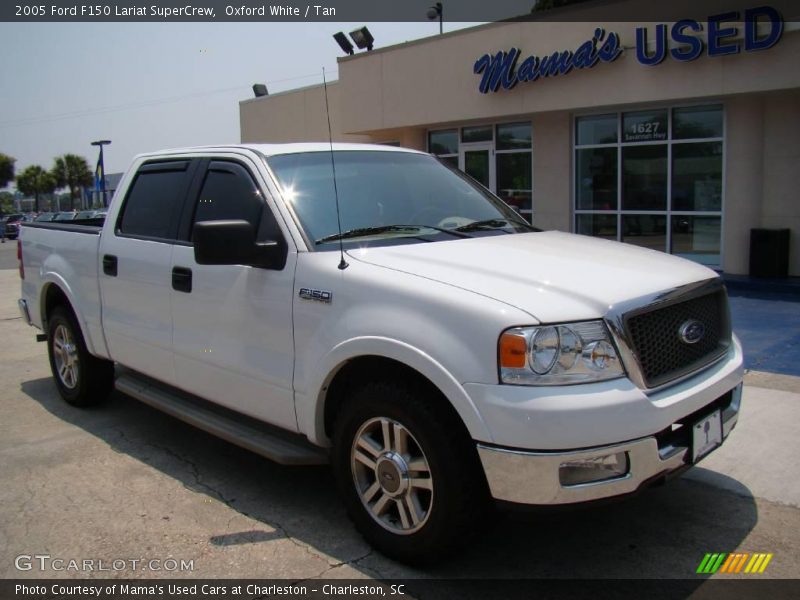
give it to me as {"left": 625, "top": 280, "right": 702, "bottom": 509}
{"left": 193, "top": 220, "right": 287, "bottom": 270}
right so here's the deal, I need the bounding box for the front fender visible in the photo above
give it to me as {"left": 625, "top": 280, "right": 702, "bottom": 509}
{"left": 297, "top": 336, "right": 493, "bottom": 447}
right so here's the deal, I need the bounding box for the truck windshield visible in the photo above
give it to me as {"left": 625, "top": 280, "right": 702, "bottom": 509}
{"left": 265, "top": 151, "right": 535, "bottom": 248}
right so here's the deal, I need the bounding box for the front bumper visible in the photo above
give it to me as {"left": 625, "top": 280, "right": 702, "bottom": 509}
{"left": 477, "top": 382, "right": 742, "bottom": 505}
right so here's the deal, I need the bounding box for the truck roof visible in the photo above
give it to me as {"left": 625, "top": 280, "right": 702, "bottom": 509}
{"left": 133, "top": 143, "right": 425, "bottom": 161}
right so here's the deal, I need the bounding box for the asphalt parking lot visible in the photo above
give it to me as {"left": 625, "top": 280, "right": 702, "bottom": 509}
{"left": 1, "top": 242, "right": 799, "bottom": 590}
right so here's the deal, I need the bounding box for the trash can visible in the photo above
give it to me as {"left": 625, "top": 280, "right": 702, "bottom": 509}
{"left": 749, "top": 228, "right": 790, "bottom": 278}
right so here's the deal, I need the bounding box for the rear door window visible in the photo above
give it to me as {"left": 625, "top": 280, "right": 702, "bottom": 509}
{"left": 117, "top": 161, "right": 192, "bottom": 241}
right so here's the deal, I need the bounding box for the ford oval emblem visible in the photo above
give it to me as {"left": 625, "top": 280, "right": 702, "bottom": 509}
{"left": 679, "top": 319, "right": 705, "bottom": 344}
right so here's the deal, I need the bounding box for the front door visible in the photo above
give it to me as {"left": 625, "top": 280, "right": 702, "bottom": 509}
{"left": 459, "top": 143, "right": 495, "bottom": 192}
{"left": 169, "top": 157, "right": 298, "bottom": 432}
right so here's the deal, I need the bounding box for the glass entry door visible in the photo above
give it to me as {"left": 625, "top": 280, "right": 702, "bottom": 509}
{"left": 459, "top": 143, "right": 495, "bottom": 192}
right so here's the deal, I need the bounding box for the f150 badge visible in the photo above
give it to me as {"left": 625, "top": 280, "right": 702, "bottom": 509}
{"left": 299, "top": 288, "right": 332, "bottom": 303}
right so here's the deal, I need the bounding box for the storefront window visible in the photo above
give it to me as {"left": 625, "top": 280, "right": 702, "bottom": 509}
{"left": 438, "top": 155, "right": 459, "bottom": 169}
{"left": 574, "top": 105, "right": 724, "bottom": 266}
{"left": 622, "top": 110, "right": 667, "bottom": 143}
{"left": 427, "top": 122, "right": 533, "bottom": 223}
{"left": 672, "top": 142, "right": 722, "bottom": 211}
{"left": 576, "top": 147, "right": 617, "bottom": 210}
{"left": 673, "top": 105, "right": 723, "bottom": 139}
{"left": 428, "top": 129, "right": 458, "bottom": 155}
{"left": 622, "top": 145, "right": 667, "bottom": 211}
{"left": 576, "top": 114, "right": 617, "bottom": 145}
{"left": 461, "top": 125, "right": 493, "bottom": 143}
{"left": 623, "top": 214, "right": 667, "bottom": 252}
{"left": 671, "top": 216, "right": 721, "bottom": 265}
{"left": 495, "top": 122, "right": 532, "bottom": 221}
{"left": 496, "top": 152, "right": 532, "bottom": 214}
{"left": 465, "top": 150, "right": 490, "bottom": 188}
{"left": 497, "top": 122, "right": 532, "bottom": 150}
{"left": 576, "top": 214, "right": 616, "bottom": 240}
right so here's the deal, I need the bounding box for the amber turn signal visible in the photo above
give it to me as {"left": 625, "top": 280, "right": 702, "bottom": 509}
{"left": 499, "top": 332, "right": 527, "bottom": 369}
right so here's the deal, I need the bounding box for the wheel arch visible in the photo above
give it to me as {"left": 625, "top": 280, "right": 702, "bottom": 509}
{"left": 39, "top": 279, "right": 94, "bottom": 353}
{"left": 301, "top": 337, "right": 492, "bottom": 447}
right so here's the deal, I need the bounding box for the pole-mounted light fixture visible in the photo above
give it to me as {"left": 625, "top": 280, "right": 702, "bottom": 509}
{"left": 252, "top": 83, "right": 269, "bottom": 97}
{"left": 349, "top": 26, "right": 374, "bottom": 51}
{"left": 427, "top": 2, "right": 443, "bottom": 35}
{"left": 333, "top": 31, "right": 355, "bottom": 55}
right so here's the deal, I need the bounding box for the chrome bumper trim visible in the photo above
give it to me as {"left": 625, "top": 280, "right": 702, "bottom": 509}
{"left": 18, "top": 299, "right": 32, "bottom": 326}
{"left": 478, "top": 383, "right": 742, "bottom": 505}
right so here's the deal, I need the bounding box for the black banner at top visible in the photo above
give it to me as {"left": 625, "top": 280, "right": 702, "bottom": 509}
{"left": 3, "top": 0, "right": 800, "bottom": 23}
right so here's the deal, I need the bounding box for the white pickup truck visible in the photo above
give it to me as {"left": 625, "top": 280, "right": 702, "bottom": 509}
{"left": 19, "top": 143, "right": 743, "bottom": 564}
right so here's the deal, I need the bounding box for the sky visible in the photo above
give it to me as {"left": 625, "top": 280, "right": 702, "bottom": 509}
{"left": 0, "top": 21, "right": 477, "bottom": 182}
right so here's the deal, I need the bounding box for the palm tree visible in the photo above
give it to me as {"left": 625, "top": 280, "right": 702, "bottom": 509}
{"left": 52, "top": 154, "right": 92, "bottom": 210}
{"left": 0, "top": 153, "right": 16, "bottom": 189}
{"left": 16, "top": 165, "right": 57, "bottom": 212}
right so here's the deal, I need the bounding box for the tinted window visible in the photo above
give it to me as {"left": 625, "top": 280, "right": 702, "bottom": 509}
{"left": 671, "top": 142, "right": 722, "bottom": 211}
{"left": 622, "top": 144, "right": 667, "bottom": 211}
{"left": 576, "top": 114, "right": 617, "bottom": 145}
{"left": 496, "top": 122, "right": 531, "bottom": 150}
{"left": 576, "top": 147, "right": 617, "bottom": 210}
{"left": 622, "top": 109, "right": 667, "bottom": 143}
{"left": 118, "top": 163, "right": 188, "bottom": 239}
{"left": 192, "top": 162, "right": 263, "bottom": 234}
{"left": 461, "top": 125, "right": 493, "bottom": 143}
{"left": 673, "top": 105, "right": 723, "bottom": 139}
{"left": 428, "top": 130, "right": 458, "bottom": 155}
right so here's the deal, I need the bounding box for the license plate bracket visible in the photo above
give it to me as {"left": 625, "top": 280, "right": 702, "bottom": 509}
{"left": 692, "top": 409, "right": 722, "bottom": 463}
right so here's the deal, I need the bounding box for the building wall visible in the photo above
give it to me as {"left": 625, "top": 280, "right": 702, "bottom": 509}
{"left": 723, "top": 95, "right": 764, "bottom": 274}
{"left": 722, "top": 89, "right": 800, "bottom": 275}
{"left": 239, "top": 82, "right": 370, "bottom": 144}
{"left": 335, "top": 22, "right": 800, "bottom": 134}
{"left": 239, "top": 13, "right": 800, "bottom": 276}
{"left": 761, "top": 90, "right": 800, "bottom": 275}
{"left": 531, "top": 111, "right": 571, "bottom": 233}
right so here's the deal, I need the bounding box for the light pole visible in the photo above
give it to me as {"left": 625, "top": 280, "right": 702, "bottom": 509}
{"left": 91, "top": 140, "right": 111, "bottom": 208}
{"left": 427, "top": 2, "right": 443, "bottom": 35}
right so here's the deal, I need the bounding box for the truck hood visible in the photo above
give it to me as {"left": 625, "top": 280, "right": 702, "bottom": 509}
{"left": 347, "top": 231, "right": 718, "bottom": 323}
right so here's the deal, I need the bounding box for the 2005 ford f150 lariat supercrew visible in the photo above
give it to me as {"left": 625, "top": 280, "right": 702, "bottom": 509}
{"left": 19, "top": 144, "right": 743, "bottom": 563}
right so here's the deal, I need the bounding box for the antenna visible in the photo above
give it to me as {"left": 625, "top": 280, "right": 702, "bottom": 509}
{"left": 322, "top": 67, "right": 348, "bottom": 270}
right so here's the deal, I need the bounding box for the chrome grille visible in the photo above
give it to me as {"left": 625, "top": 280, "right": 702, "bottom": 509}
{"left": 623, "top": 289, "right": 731, "bottom": 388}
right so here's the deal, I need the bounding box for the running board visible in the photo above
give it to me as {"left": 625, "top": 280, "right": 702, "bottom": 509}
{"left": 115, "top": 372, "right": 328, "bottom": 466}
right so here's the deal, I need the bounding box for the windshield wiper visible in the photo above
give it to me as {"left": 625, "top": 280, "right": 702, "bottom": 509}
{"left": 315, "top": 224, "right": 471, "bottom": 245}
{"left": 454, "top": 218, "right": 537, "bottom": 233}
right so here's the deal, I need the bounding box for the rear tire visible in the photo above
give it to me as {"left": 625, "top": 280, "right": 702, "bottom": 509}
{"left": 332, "top": 378, "right": 490, "bottom": 565}
{"left": 47, "top": 306, "right": 114, "bottom": 407}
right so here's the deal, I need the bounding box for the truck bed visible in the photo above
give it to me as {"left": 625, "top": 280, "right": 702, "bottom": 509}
{"left": 19, "top": 221, "right": 109, "bottom": 359}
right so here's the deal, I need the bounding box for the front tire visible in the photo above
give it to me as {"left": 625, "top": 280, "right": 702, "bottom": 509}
{"left": 47, "top": 306, "right": 114, "bottom": 407}
{"left": 332, "top": 379, "right": 489, "bottom": 564}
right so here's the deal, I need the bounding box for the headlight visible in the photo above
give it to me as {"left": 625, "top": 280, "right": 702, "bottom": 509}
{"left": 499, "top": 321, "right": 624, "bottom": 385}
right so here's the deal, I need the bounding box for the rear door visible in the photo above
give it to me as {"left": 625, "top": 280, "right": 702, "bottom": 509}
{"left": 169, "top": 156, "right": 298, "bottom": 431}
{"left": 99, "top": 159, "right": 198, "bottom": 383}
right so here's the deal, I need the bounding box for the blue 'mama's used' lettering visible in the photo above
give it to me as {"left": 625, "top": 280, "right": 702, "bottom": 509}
{"left": 474, "top": 28, "right": 622, "bottom": 94}
{"left": 635, "top": 5, "right": 783, "bottom": 65}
